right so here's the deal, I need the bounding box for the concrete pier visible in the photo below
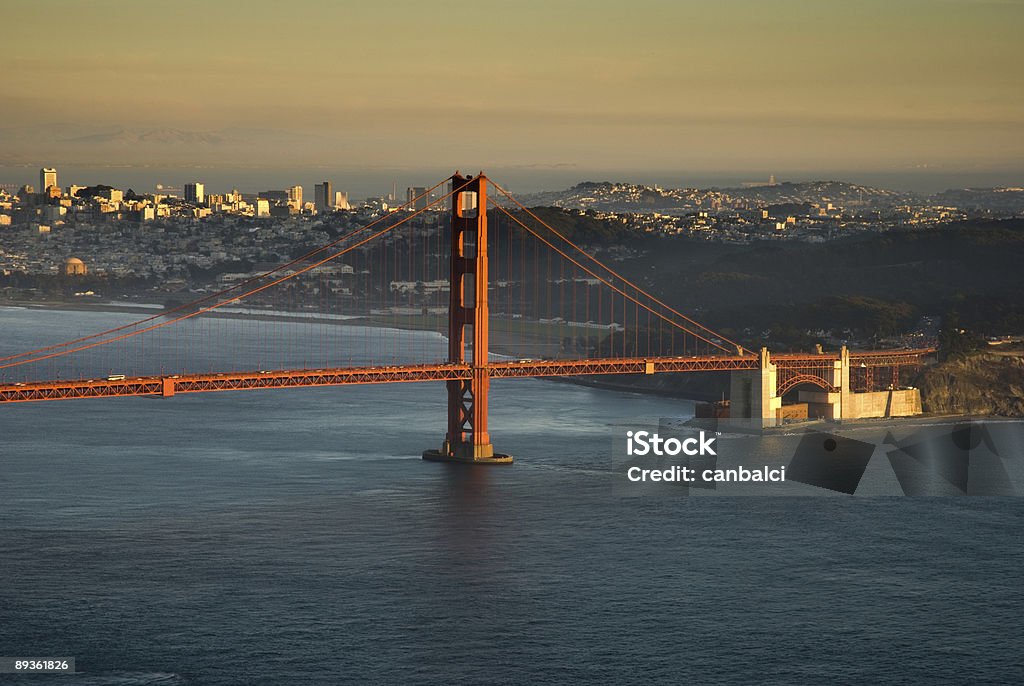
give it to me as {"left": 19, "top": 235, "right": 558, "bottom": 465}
{"left": 729, "top": 348, "right": 783, "bottom": 427}
{"left": 730, "top": 347, "right": 922, "bottom": 426}
{"left": 422, "top": 448, "right": 513, "bottom": 464}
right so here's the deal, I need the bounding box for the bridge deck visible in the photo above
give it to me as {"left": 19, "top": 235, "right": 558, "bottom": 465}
{"left": 0, "top": 350, "right": 933, "bottom": 404}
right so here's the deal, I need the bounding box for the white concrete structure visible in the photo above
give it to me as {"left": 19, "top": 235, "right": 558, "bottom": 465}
{"left": 731, "top": 347, "right": 922, "bottom": 427}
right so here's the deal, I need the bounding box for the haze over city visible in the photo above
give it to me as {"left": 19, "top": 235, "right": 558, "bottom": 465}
{"left": 2, "top": 0, "right": 1022, "bottom": 194}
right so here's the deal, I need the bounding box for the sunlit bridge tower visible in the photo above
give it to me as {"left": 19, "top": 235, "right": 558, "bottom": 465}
{"left": 423, "top": 173, "right": 512, "bottom": 464}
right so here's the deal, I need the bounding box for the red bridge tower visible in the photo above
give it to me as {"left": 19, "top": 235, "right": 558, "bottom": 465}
{"left": 423, "top": 173, "right": 512, "bottom": 464}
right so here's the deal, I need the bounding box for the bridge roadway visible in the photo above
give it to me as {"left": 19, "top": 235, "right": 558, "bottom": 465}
{"left": 0, "top": 349, "right": 933, "bottom": 404}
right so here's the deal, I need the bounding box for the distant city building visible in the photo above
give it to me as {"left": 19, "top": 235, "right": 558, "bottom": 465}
{"left": 334, "top": 191, "right": 350, "bottom": 210}
{"left": 184, "top": 182, "right": 205, "bottom": 205}
{"left": 40, "top": 167, "right": 57, "bottom": 193}
{"left": 43, "top": 205, "right": 66, "bottom": 222}
{"left": 64, "top": 257, "right": 87, "bottom": 276}
{"left": 314, "top": 181, "right": 333, "bottom": 212}
{"left": 406, "top": 186, "right": 428, "bottom": 211}
{"left": 255, "top": 198, "right": 271, "bottom": 217}
{"left": 287, "top": 185, "right": 303, "bottom": 209}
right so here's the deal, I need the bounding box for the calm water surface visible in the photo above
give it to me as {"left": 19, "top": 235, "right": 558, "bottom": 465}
{"left": 1, "top": 309, "right": 1022, "bottom": 684}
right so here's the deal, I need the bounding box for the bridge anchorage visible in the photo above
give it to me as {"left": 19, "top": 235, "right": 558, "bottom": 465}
{"left": 422, "top": 173, "right": 511, "bottom": 464}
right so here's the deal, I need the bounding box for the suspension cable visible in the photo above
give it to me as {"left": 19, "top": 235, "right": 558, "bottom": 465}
{"left": 1, "top": 180, "right": 471, "bottom": 370}
{"left": 489, "top": 179, "right": 750, "bottom": 356}
{"left": 0, "top": 180, "right": 450, "bottom": 365}
{"left": 489, "top": 199, "right": 739, "bottom": 355}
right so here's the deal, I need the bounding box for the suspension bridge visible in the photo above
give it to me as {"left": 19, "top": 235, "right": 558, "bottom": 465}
{"left": 0, "top": 172, "right": 932, "bottom": 463}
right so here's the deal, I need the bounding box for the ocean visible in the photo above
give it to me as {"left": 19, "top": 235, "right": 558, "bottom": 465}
{"left": 1, "top": 309, "right": 1022, "bottom": 684}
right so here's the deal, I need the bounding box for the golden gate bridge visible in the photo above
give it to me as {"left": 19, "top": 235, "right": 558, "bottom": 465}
{"left": 0, "top": 173, "right": 932, "bottom": 463}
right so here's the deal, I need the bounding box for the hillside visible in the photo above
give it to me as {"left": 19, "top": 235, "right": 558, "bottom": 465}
{"left": 517, "top": 180, "right": 915, "bottom": 213}
{"left": 915, "top": 351, "right": 1024, "bottom": 417}
{"left": 588, "top": 217, "right": 1024, "bottom": 349}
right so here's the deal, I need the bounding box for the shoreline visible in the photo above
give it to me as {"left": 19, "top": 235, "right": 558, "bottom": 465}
{"left": 0, "top": 298, "right": 562, "bottom": 360}
{"left": 0, "top": 298, "right": 720, "bottom": 403}
{"left": 4, "top": 299, "right": 676, "bottom": 397}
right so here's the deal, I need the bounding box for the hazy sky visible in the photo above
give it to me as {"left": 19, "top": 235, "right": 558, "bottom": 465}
{"left": 2, "top": 0, "right": 1022, "bottom": 177}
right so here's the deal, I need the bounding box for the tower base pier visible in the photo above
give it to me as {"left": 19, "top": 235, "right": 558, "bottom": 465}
{"left": 422, "top": 445, "right": 513, "bottom": 464}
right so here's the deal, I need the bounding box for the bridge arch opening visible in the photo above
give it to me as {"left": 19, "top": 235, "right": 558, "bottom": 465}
{"left": 777, "top": 374, "right": 835, "bottom": 398}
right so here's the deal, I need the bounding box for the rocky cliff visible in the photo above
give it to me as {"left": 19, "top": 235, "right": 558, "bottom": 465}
{"left": 916, "top": 351, "right": 1024, "bottom": 417}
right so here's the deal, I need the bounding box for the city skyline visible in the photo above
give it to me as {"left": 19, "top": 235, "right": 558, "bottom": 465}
{"left": 1, "top": 0, "right": 1022, "bottom": 180}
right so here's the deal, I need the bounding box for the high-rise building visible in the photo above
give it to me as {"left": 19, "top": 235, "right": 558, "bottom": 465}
{"left": 406, "top": 186, "right": 429, "bottom": 211}
{"left": 40, "top": 167, "right": 57, "bottom": 193}
{"left": 184, "top": 182, "right": 205, "bottom": 204}
{"left": 287, "top": 185, "right": 303, "bottom": 209}
{"left": 315, "top": 181, "right": 333, "bottom": 212}
{"left": 334, "top": 191, "right": 350, "bottom": 210}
